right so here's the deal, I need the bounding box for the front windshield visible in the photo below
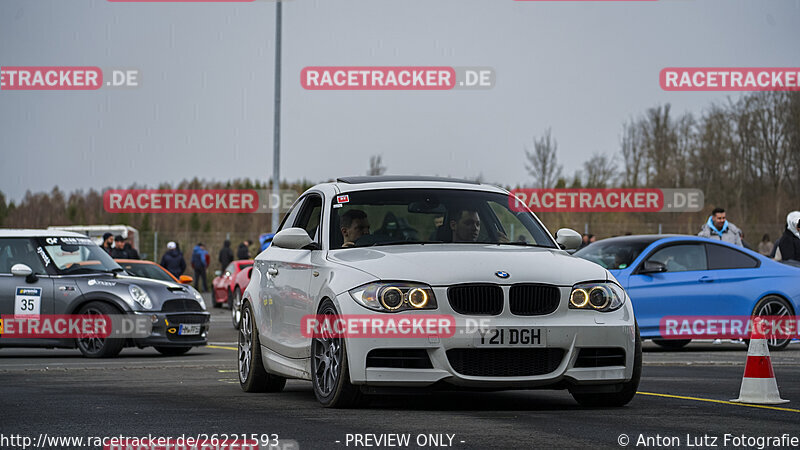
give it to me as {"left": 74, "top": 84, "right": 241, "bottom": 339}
{"left": 573, "top": 238, "right": 655, "bottom": 270}
{"left": 329, "top": 189, "right": 556, "bottom": 249}
{"left": 38, "top": 236, "right": 123, "bottom": 274}
{"left": 119, "top": 262, "right": 175, "bottom": 282}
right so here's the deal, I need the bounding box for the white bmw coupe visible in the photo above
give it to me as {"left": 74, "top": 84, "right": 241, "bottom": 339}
{"left": 238, "top": 176, "right": 640, "bottom": 408}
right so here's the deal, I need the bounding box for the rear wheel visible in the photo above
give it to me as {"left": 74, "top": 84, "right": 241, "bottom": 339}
{"left": 311, "top": 299, "right": 363, "bottom": 408}
{"left": 238, "top": 302, "right": 286, "bottom": 393}
{"left": 752, "top": 295, "right": 793, "bottom": 351}
{"left": 571, "top": 324, "right": 642, "bottom": 407}
{"left": 76, "top": 302, "right": 125, "bottom": 358}
{"left": 231, "top": 287, "right": 243, "bottom": 330}
{"left": 652, "top": 339, "right": 691, "bottom": 350}
{"left": 154, "top": 346, "right": 192, "bottom": 356}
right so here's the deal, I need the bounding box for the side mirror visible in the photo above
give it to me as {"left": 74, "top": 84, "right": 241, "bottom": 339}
{"left": 214, "top": 270, "right": 222, "bottom": 277}
{"left": 179, "top": 275, "right": 193, "bottom": 284}
{"left": 11, "top": 264, "right": 33, "bottom": 277}
{"left": 555, "top": 228, "right": 582, "bottom": 250}
{"left": 272, "top": 227, "right": 314, "bottom": 250}
{"left": 640, "top": 260, "right": 667, "bottom": 274}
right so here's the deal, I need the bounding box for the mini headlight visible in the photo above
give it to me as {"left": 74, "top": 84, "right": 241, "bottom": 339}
{"left": 568, "top": 282, "right": 625, "bottom": 312}
{"left": 128, "top": 284, "right": 153, "bottom": 310}
{"left": 193, "top": 289, "right": 207, "bottom": 310}
{"left": 349, "top": 282, "right": 437, "bottom": 313}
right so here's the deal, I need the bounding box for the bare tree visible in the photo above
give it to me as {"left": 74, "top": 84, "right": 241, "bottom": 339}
{"left": 620, "top": 119, "right": 645, "bottom": 188}
{"left": 367, "top": 155, "right": 387, "bottom": 176}
{"left": 582, "top": 153, "right": 617, "bottom": 188}
{"left": 524, "top": 128, "right": 563, "bottom": 188}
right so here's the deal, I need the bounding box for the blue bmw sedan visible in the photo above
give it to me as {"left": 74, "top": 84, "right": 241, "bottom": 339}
{"left": 574, "top": 235, "right": 800, "bottom": 350}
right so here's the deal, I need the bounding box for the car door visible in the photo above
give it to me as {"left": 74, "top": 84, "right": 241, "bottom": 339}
{"left": 703, "top": 243, "right": 762, "bottom": 316}
{"left": 626, "top": 242, "right": 719, "bottom": 336}
{"left": 0, "top": 237, "right": 56, "bottom": 344}
{"left": 263, "top": 194, "right": 323, "bottom": 359}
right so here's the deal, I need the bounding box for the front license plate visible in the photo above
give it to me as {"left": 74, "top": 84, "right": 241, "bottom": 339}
{"left": 178, "top": 324, "right": 201, "bottom": 336}
{"left": 475, "top": 328, "right": 546, "bottom": 347}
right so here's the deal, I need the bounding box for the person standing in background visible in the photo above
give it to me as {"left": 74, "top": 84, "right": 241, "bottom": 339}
{"left": 775, "top": 211, "right": 800, "bottom": 263}
{"left": 758, "top": 234, "right": 773, "bottom": 256}
{"left": 698, "top": 207, "right": 743, "bottom": 246}
{"left": 191, "top": 243, "right": 209, "bottom": 292}
{"left": 237, "top": 240, "right": 251, "bottom": 260}
{"left": 160, "top": 241, "right": 186, "bottom": 278}
{"left": 101, "top": 232, "right": 114, "bottom": 255}
{"left": 219, "top": 240, "right": 234, "bottom": 271}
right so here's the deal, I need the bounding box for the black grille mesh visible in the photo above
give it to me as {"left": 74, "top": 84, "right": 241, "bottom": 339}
{"left": 447, "top": 284, "right": 503, "bottom": 315}
{"left": 446, "top": 348, "right": 564, "bottom": 377}
{"left": 509, "top": 284, "right": 560, "bottom": 315}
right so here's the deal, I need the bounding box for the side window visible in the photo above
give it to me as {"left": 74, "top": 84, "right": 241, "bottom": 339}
{"left": 646, "top": 244, "right": 707, "bottom": 272}
{"left": 0, "top": 238, "right": 47, "bottom": 274}
{"left": 707, "top": 244, "right": 758, "bottom": 270}
{"left": 278, "top": 198, "right": 304, "bottom": 233}
{"left": 294, "top": 195, "right": 323, "bottom": 243}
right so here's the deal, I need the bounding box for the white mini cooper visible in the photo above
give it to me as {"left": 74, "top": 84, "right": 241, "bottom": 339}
{"left": 238, "top": 176, "right": 640, "bottom": 408}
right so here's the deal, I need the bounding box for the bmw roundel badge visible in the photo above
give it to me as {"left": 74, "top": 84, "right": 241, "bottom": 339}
{"left": 495, "top": 271, "right": 510, "bottom": 279}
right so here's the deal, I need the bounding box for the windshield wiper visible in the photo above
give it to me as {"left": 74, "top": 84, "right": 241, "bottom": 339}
{"left": 62, "top": 267, "right": 121, "bottom": 275}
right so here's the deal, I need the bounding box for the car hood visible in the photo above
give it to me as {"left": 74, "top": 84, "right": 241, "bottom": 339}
{"left": 73, "top": 274, "right": 202, "bottom": 309}
{"left": 328, "top": 244, "right": 609, "bottom": 286}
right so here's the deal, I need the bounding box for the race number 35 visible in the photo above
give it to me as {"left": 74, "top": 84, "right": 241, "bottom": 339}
{"left": 15, "top": 287, "right": 42, "bottom": 315}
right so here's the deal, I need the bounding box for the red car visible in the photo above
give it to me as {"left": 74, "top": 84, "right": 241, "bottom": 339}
{"left": 229, "top": 264, "right": 254, "bottom": 330}
{"left": 212, "top": 260, "right": 253, "bottom": 309}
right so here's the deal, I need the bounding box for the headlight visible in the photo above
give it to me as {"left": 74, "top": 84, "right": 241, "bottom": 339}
{"left": 569, "top": 282, "right": 625, "bottom": 312}
{"left": 128, "top": 284, "right": 153, "bottom": 310}
{"left": 192, "top": 288, "right": 207, "bottom": 310}
{"left": 349, "top": 282, "right": 437, "bottom": 313}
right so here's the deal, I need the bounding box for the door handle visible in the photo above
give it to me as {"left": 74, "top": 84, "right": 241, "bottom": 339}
{"left": 267, "top": 268, "right": 279, "bottom": 276}
{"left": 698, "top": 276, "right": 714, "bottom": 283}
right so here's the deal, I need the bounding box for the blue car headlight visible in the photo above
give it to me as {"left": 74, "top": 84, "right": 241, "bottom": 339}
{"left": 569, "top": 282, "right": 625, "bottom": 312}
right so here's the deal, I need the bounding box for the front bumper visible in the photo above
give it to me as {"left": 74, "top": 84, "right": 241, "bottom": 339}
{"left": 132, "top": 311, "right": 211, "bottom": 347}
{"left": 335, "top": 287, "right": 636, "bottom": 389}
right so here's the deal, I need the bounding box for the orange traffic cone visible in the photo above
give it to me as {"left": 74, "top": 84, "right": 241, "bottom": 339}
{"left": 731, "top": 317, "right": 788, "bottom": 404}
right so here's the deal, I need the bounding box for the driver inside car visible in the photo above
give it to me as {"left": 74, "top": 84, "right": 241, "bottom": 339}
{"left": 340, "top": 209, "right": 371, "bottom": 248}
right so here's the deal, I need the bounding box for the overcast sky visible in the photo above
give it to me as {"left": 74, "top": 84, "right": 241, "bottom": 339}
{"left": 1, "top": 0, "right": 799, "bottom": 201}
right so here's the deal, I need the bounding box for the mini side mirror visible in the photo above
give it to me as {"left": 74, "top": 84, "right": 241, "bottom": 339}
{"left": 555, "top": 228, "right": 582, "bottom": 251}
{"left": 272, "top": 227, "right": 314, "bottom": 250}
{"left": 214, "top": 270, "right": 222, "bottom": 277}
{"left": 179, "top": 275, "right": 193, "bottom": 284}
{"left": 11, "top": 264, "right": 33, "bottom": 277}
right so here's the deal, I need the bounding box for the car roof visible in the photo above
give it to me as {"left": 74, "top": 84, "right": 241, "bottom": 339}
{"left": 305, "top": 176, "right": 508, "bottom": 195}
{"left": 0, "top": 229, "right": 89, "bottom": 238}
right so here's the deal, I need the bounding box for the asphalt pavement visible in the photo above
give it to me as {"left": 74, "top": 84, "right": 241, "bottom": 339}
{"left": 1, "top": 294, "right": 799, "bottom": 449}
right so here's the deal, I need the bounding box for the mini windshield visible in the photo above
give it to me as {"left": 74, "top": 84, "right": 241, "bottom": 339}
{"left": 573, "top": 238, "right": 657, "bottom": 270}
{"left": 329, "top": 189, "right": 556, "bottom": 249}
{"left": 38, "top": 237, "right": 123, "bottom": 274}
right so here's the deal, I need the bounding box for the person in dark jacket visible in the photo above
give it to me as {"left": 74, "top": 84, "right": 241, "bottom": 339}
{"left": 776, "top": 211, "right": 800, "bottom": 263}
{"left": 123, "top": 241, "right": 140, "bottom": 260}
{"left": 219, "top": 240, "right": 234, "bottom": 271}
{"left": 110, "top": 235, "right": 129, "bottom": 259}
{"left": 160, "top": 241, "right": 186, "bottom": 278}
{"left": 101, "top": 232, "right": 114, "bottom": 255}
{"left": 236, "top": 240, "right": 251, "bottom": 260}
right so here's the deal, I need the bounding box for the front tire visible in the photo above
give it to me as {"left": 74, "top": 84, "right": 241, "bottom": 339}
{"left": 231, "top": 287, "right": 242, "bottom": 330}
{"left": 238, "top": 302, "right": 286, "bottom": 393}
{"left": 76, "top": 302, "right": 125, "bottom": 358}
{"left": 154, "top": 346, "right": 192, "bottom": 356}
{"left": 752, "top": 295, "right": 793, "bottom": 351}
{"left": 571, "top": 323, "right": 642, "bottom": 407}
{"left": 311, "top": 299, "right": 363, "bottom": 408}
